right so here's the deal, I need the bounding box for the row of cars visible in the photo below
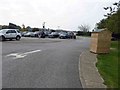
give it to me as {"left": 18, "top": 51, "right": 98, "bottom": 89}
{"left": 0, "top": 29, "right": 76, "bottom": 41}
{"left": 22, "top": 31, "right": 76, "bottom": 39}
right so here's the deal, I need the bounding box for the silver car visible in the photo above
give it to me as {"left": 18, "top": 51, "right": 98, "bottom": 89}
{"left": 0, "top": 29, "right": 21, "bottom": 41}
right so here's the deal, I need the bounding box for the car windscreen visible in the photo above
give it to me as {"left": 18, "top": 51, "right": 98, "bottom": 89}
{"left": 60, "top": 32, "right": 67, "bottom": 34}
{"left": 0, "top": 30, "right": 7, "bottom": 33}
{"left": 17, "top": 30, "right": 20, "bottom": 33}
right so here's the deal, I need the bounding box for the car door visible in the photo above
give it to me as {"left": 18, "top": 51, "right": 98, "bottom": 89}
{"left": 11, "top": 30, "right": 17, "bottom": 38}
{"left": 5, "top": 30, "right": 12, "bottom": 38}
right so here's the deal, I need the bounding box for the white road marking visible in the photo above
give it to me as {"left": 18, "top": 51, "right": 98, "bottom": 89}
{"left": 6, "top": 50, "right": 41, "bottom": 59}
{"left": 23, "top": 50, "right": 41, "bottom": 55}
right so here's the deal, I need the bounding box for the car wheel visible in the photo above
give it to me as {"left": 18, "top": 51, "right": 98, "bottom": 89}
{"left": 16, "top": 36, "right": 21, "bottom": 40}
{"left": 0, "top": 36, "right": 5, "bottom": 41}
{"left": 73, "top": 36, "right": 76, "bottom": 39}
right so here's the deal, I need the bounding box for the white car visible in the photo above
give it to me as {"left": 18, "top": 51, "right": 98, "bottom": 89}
{"left": 0, "top": 29, "right": 21, "bottom": 41}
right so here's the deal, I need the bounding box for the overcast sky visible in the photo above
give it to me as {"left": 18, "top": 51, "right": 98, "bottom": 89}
{"left": 0, "top": 0, "right": 118, "bottom": 31}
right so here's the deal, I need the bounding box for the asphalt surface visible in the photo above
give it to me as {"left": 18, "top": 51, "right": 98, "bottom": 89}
{"left": 2, "top": 37, "right": 90, "bottom": 88}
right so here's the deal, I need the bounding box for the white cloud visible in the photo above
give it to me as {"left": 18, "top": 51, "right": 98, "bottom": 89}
{"left": 0, "top": 0, "right": 118, "bottom": 31}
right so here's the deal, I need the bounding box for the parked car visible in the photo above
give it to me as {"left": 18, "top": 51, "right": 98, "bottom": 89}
{"left": 21, "top": 31, "right": 28, "bottom": 37}
{"left": 67, "top": 32, "right": 76, "bottom": 39}
{"left": 39, "top": 31, "right": 45, "bottom": 38}
{"left": 0, "top": 29, "right": 21, "bottom": 41}
{"left": 31, "top": 31, "right": 40, "bottom": 37}
{"left": 24, "top": 32, "right": 34, "bottom": 37}
{"left": 59, "top": 32, "right": 69, "bottom": 39}
{"left": 111, "top": 37, "right": 118, "bottom": 41}
{"left": 48, "top": 32, "right": 59, "bottom": 38}
{"left": 44, "top": 31, "right": 51, "bottom": 37}
{"left": 59, "top": 32, "right": 76, "bottom": 39}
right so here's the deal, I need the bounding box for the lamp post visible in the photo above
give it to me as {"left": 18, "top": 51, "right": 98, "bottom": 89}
{"left": 43, "top": 22, "right": 46, "bottom": 29}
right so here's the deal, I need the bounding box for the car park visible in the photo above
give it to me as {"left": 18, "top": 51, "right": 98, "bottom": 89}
{"left": 0, "top": 29, "right": 21, "bottom": 41}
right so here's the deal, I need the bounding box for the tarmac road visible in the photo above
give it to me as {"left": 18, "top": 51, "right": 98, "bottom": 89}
{"left": 2, "top": 37, "right": 90, "bottom": 88}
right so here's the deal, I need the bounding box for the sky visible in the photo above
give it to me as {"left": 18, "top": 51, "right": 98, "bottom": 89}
{"left": 0, "top": 0, "right": 118, "bottom": 31}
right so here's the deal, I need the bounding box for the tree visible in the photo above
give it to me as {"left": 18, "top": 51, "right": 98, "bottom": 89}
{"left": 78, "top": 24, "right": 90, "bottom": 32}
{"left": 96, "top": 19, "right": 106, "bottom": 29}
{"left": 97, "top": 1, "right": 120, "bottom": 34}
{"left": 103, "top": 1, "right": 120, "bottom": 17}
{"left": 2, "top": 25, "right": 9, "bottom": 29}
{"left": 32, "top": 28, "right": 39, "bottom": 32}
{"left": 77, "top": 24, "right": 91, "bottom": 36}
{"left": 21, "top": 24, "right": 27, "bottom": 31}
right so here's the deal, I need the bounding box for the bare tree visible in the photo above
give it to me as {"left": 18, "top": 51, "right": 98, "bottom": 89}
{"left": 78, "top": 24, "right": 90, "bottom": 32}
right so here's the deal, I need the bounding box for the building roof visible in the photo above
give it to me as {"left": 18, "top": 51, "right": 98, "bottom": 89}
{"left": 92, "top": 29, "right": 104, "bottom": 33}
{"left": 92, "top": 28, "right": 111, "bottom": 33}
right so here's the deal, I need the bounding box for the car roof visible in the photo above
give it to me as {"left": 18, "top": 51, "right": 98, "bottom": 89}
{"left": 1, "top": 29, "right": 19, "bottom": 31}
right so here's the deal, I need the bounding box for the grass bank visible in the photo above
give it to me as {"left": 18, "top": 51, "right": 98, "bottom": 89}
{"left": 97, "top": 41, "right": 119, "bottom": 88}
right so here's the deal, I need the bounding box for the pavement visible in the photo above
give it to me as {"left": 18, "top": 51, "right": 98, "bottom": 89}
{"left": 79, "top": 51, "right": 107, "bottom": 88}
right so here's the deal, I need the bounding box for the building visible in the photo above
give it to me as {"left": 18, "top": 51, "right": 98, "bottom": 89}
{"left": 90, "top": 28, "right": 112, "bottom": 53}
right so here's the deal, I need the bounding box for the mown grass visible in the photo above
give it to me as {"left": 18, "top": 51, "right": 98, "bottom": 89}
{"left": 97, "top": 41, "right": 119, "bottom": 88}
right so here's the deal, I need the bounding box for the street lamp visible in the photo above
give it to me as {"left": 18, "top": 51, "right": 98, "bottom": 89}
{"left": 43, "top": 22, "right": 46, "bottom": 29}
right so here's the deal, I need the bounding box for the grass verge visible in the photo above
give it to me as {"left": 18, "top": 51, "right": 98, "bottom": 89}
{"left": 97, "top": 41, "right": 119, "bottom": 88}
